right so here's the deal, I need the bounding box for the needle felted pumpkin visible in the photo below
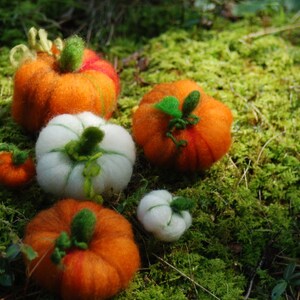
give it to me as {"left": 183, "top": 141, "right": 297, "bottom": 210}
{"left": 132, "top": 79, "right": 233, "bottom": 172}
{"left": 137, "top": 190, "right": 193, "bottom": 242}
{"left": 10, "top": 27, "right": 120, "bottom": 133}
{"left": 35, "top": 112, "right": 136, "bottom": 201}
{"left": 0, "top": 143, "right": 35, "bottom": 187}
{"left": 23, "top": 198, "right": 140, "bottom": 300}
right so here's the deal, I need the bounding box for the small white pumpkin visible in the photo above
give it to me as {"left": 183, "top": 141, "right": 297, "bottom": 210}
{"left": 35, "top": 112, "right": 136, "bottom": 200}
{"left": 137, "top": 190, "right": 193, "bottom": 242}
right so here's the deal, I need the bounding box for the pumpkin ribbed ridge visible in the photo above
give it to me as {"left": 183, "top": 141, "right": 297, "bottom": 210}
{"left": 23, "top": 199, "right": 140, "bottom": 300}
{"left": 137, "top": 190, "right": 193, "bottom": 242}
{"left": 12, "top": 48, "right": 119, "bottom": 133}
{"left": 132, "top": 79, "right": 233, "bottom": 172}
{"left": 35, "top": 112, "right": 135, "bottom": 200}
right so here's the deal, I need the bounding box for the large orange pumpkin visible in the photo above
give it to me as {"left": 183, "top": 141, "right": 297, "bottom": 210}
{"left": 132, "top": 79, "right": 233, "bottom": 171}
{"left": 11, "top": 33, "right": 120, "bottom": 133}
{"left": 23, "top": 199, "right": 140, "bottom": 300}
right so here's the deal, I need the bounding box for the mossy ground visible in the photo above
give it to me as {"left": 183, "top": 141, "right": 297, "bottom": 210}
{"left": 0, "top": 15, "right": 299, "bottom": 299}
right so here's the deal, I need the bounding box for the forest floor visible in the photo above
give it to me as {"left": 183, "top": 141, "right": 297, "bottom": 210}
{"left": 0, "top": 13, "right": 299, "bottom": 300}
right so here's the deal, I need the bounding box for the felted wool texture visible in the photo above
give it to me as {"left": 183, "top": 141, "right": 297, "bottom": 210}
{"left": 23, "top": 199, "right": 141, "bottom": 300}
{"left": 0, "top": 152, "right": 36, "bottom": 187}
{"left": 80, "top": 49, "right": 121, "bottom": 95}
{"left": 137, "top": 190, "right": 192, "bottom": 242}
{"left": 98, "top": 124, "right": 136, "bottom": 164}
{"left": 132, "top": 79, "right": 233, "bottom": 171}
{"left": 35, "top": 112, "right": 107, "bottom": 155}
{"left": 35, "top": 112, "right": 136, "bottom": 199}
{"left": 93, "top": 155, "right": 134, "bottom": 194}
{"left": 156, "top": 211, "right": 192, "bottom": 242}
{"left": 12, "top": 48, "right": 119, "bottom": 133}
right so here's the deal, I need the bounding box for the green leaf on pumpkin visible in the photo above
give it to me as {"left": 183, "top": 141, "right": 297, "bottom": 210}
{"left": 154, "top": 96, "right": 182, "bottom": 118}
{"left": 182, "top": 90, "right": 200, "bottom": 117}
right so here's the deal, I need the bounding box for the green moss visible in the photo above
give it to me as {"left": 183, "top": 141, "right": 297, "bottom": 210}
{"left": 114, "top": 17, "right": 299, "bottom": 299}
{"left": 1, "top": 15, "right": 299, "bottom": 300}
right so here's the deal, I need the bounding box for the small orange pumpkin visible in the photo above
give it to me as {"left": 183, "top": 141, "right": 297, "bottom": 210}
{"left": 0, "top": 144, "right": 35, "bottom": 187}
{"left": 23, "top": 199, "right": 140, "bottom": 300}
{"left": 132, "top": 79, "right": 233, "bottom": 171}
{"left": 11, "top": 29, "right": 120, "bottom": 133}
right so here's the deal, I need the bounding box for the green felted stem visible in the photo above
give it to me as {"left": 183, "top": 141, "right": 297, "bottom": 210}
{"left": 71, "top": 209, "right": 97, "bottom": 249}
{"left": 0, "top": 143, "right": 29, "bottom": 165}
{"left": 170, "top": 197, "right": 195, "bottom": 213}
{"left": 55, "top": 231, "right": 72, "bottom": 250}
{"left": 154, "top": 90, "right": 201, "bottom": 148}
{"left": 50, "top": 209, "right": 97, "bottom": 265}
{"left": 65, "top": 127, "right": 104, "bottom": 162}
{"left": 50, "top": 231, "right": 72, "bottom": 264}
{"left": 51, "top": 247, "right": 66, "bottom": 265}
{"left": 12, "top": 150, "right": 29, "bottom": 165}
{"left": 83, "top": 161, "right": 102, "bottom": 202}
{"left": 182, "top": 90, "right": 201, "bottom": 117}
{"left": 78, "top": 127, "right": 104, "bottom": 156}
{"left": 64, "top": 127, "right": 104, "bottom": 202}
{"left": 59, "top": 35, "right": 85, "bottom": 72}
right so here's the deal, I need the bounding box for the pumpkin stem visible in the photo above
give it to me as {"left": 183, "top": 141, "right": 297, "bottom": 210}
{"left": 64, "top": 127, "right": 104, "bottom": 203}
{"left": 65, "top": 127, "right": 104, "bottom": 161}
{"left": 78, "top": 127, "right": 104, "bottom": 156}
{"left": 71, "top": 209, "right": 97, "bottom": 249}
{"left": 59, "top": 35, "right": 85, "bottom": 73}
{"left": 51, "top": 231, "right": 72, "bottom": 264}
{"left": 154, "top": 90, "right": 201, "bottom": 148}
{"left": 50, "top": 209, "right": 97, "bottom": 265}
{"left": 12, "top": 150, "right": 30, "bottom": 165}
{"left": 182, "top": 90, "right": 201, "bottom": 117}
{"left": 170, "top": 197, "right": 195, "bottom": 214}
{"left": 0, "top": 143, "right": 29, "bottom": 165}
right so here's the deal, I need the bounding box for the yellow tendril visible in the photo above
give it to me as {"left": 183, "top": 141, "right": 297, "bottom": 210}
{"left": 9, "top": 27, "right": 64, "bottom": 68}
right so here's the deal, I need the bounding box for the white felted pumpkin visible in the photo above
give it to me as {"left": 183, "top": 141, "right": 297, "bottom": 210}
{"left": 137, "top": 190, "right": 193, "bottom": 242}
{"left": 35, "top": 112, "right": 136, "bottom": 200}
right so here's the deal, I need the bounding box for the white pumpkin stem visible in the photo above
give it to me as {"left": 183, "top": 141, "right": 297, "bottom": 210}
{"left": 65, "top": 127, "right": 104, "bottom": 161}
{"left": 170, "top": 197, "right": 194, "bottom": 213}
{"left": 65, "top": 127, "right": 105, "bottom": 202}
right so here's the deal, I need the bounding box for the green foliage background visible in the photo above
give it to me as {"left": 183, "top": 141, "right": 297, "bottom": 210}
{"left": 0, "top": 0, "right": 299, "bottom": 299}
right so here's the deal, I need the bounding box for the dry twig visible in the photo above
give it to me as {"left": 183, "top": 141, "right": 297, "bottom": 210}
{"left": 241, "top": 22, "right": 300, "bottom": 41}
{"left": 153, "top": 253, "right": 221, "bottom": 300}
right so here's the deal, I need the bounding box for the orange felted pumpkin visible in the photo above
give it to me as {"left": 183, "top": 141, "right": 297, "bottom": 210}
{"left": 132, "top": 79, "right": 233, "bottom": 172}
{"left": 23, "top": 199, "right": 140, "bottom": 300}
{"left": 0, "top": 143, "right": 35, "bottom": 187}
{"left": 10, "top": 28, "right": 120, "bottom": 133}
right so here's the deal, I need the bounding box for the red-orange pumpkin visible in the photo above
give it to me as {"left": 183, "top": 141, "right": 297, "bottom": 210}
{"left": 0, "top": 146, "right": 35, "bottom": 187}
{"left": 132, "top": 79, "right": 233, "bottom": 171}
{"left": 23, "top": 199, "right": 140, "bottom": 300}
{"left": 11, "top": 35, "right": 120, "bottom": 133}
